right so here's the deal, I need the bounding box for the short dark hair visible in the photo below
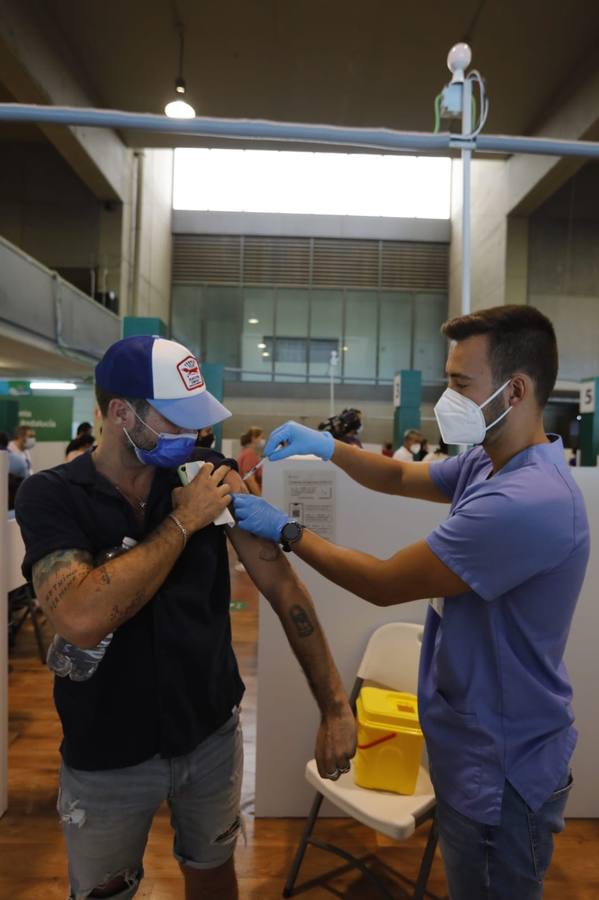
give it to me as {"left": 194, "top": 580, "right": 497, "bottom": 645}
{"left": 95, "top": 386, "right": 150, "bottom": 419}
{"left": 442, "top": 305, "right": 558, "bottom": 407}
{"left": 77, "top": 421, "right": 93, "bottom": 435}
{"left": 74, "top": 433, "right": 95, "bottom": 449}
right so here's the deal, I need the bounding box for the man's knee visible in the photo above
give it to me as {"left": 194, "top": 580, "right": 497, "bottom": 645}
{"left": 85, "top": 867, "right": 141, "bottom": 898}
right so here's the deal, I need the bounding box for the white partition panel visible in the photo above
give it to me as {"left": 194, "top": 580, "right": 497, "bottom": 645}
{"left": 255, "top": 458, "right": 599, "bottom": 817}
{"left": 255, "top": 458, "right": 446, "bottom": 816}
{"left": 565, "top": 470, "right": 599, "bottom": 816}
{"left": 0, "top": 454, "right": 8, "bottom": 817}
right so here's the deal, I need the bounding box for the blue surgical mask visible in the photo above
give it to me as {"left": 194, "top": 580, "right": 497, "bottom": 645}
{"left": 123, "top": 403, "right": 197, "bottom": 467}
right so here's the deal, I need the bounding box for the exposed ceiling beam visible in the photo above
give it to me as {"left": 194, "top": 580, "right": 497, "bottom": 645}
{"left": 0, "top": 0, "right": 129, "bottom": 202}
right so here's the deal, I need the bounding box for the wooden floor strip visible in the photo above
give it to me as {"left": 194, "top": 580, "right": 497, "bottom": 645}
{"left": 3, "top": 555, "right": 598, "bottom": 898}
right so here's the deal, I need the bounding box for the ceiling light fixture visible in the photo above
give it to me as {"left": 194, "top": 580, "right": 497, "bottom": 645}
{"left": 261, "top": 352, "right": 270, "bottom": 358}
{"left": 257, "top": 342, "right": 267, "bottom": 349}
{"left": 165, "top": 22, "right": 195, "bottom": 119}
{"left": 248, "top": 317, "right": 259, "bottom": 325}
{"left": 30, "top": 381, "right": 77, "bottom": 390}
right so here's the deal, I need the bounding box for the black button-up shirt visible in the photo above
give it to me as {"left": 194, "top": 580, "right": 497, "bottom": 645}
{"left": 15, "top": 449, "right": 244, "bottom": 770}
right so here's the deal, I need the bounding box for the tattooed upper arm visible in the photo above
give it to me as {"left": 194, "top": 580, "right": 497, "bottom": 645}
{"left": 32, "top": 548, "right": 93, "bottom": 618}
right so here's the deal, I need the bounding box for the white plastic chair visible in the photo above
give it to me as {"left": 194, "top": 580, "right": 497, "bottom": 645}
{"left": 283, "top": 622, "right": 437, "bottom": 900}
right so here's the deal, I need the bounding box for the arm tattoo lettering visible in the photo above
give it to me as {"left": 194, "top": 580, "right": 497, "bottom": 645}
{"left": 289, "top": 604, "right": 315, "bottom": 638}
{"left": 32, "top": 549, "right": 92, "bottom": 613}
{"left": 106, "top": 591, "right": 146, "bottom": 627}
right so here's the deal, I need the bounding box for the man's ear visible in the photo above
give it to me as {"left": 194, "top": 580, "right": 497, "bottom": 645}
{"left": 107, "top": 397, "right": 130, "bottom": 425}
{"left": 510, "top": 374, "right": 528, "bottom": 405}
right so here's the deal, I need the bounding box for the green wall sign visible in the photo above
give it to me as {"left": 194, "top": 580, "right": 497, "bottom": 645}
{"left": 18, "top": 397, "right": 73, "bottom": 442}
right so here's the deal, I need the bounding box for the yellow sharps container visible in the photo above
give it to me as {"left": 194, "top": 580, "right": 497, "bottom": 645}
{"left": 354, "top": 686, "right": 424, "bottom": 795}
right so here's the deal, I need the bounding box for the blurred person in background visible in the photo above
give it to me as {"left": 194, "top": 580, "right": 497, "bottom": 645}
{"left": 319, "top": 408, "right": 363, "bottom": 448}
{"left": 196, "top": 426, "right": 215, "bottom": 448}
{"left": 9, "top": 424, "right": 35, "bottom": 477}
{"left": 237, "top": 427, "right": 265, "bottom": 496}
{"left": 65, "top": 422, "right": 94, "bottom": 458}
{"left": 65, "top": 433, "right": 96, "bottom": 463}
{"left": 424, "top": 438, "right": 449, "bottom": 462}
{"left": 1, "top": 429, "right": 27, "bottom": 508}
{"left": 393, "top": 428, "right": 423, "bottom": 462}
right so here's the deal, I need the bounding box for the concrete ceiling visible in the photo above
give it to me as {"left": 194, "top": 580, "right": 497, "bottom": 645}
{"left": 21, "top": 0, "right": 599, "bottom": 150}
{"left": 0, "top": 332, "right": 93, "bottom": 380}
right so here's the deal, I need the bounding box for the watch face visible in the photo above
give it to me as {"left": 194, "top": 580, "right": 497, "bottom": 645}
{"left": 282, "top": 521, "right": 302, "bottom": 543}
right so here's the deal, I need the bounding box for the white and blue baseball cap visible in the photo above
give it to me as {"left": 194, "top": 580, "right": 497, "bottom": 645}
{"left": 95, "top": 335, "right": 231, "bottom": 429}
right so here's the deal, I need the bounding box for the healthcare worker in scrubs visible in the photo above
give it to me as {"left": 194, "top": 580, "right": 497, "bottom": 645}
{"left": 233, "top": 305, "right": 589, "bottom": 900}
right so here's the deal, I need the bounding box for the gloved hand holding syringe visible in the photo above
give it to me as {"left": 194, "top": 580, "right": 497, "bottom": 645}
{"left": 241, "top": 440, "right": 288, "bottom": 483}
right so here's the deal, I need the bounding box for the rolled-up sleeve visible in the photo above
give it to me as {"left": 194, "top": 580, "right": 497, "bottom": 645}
{"left": 15, "top": 474, "right": 92, "bottom": 580}
{"left": 428, "top": 454, "right": 463, "bottom": 501}
{"left": 426, "top": 481, "right": 572, "bottom": 601}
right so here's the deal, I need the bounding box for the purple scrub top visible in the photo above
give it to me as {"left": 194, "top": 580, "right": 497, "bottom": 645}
{"left": 422, "top": 435, "right": 589, "bottom": 825}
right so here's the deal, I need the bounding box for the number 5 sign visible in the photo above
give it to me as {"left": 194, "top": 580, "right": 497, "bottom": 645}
{"left": 579, "top": 381, "right": 596, "bottom": 414}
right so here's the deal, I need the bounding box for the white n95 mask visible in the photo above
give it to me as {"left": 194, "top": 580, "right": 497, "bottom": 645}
{"left": 434, "top": 380, "right": 512, "bottom": 445}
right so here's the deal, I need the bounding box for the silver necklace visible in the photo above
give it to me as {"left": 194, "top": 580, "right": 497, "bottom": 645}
{"left": 113, "top": 482, "right": 148, "bottom": 511}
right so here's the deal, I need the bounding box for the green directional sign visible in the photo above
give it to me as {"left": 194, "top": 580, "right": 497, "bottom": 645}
{"left": 17, "top": 397, "right": 73, "bottom": 442}
{"left": 8, "top": 381, "right": 31, "bottom": 396}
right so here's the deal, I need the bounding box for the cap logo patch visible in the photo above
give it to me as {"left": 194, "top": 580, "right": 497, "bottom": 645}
{"left": 176, "top": 355, "right": 204, "bottom": 391}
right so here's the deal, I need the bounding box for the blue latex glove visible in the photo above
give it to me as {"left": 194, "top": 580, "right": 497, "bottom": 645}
{"left": 264, "top": 421, "right": 334, "bottom": 462}
{"left": 232, "top": 494, "right": 290, "bottom": 542}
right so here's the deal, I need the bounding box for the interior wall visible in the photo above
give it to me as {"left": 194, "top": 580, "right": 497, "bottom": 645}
{"left": 133, "top": 149, "right": 174, "bottom": 322}
{"left": 0, "top": 141, "right": 102, "bottom": 291}
{"left": 529, "top": 166, "right": 599, "bottom": 381}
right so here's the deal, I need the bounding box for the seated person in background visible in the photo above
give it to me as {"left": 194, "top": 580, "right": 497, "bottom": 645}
{"left": 65, "top": 433, "right": 96, "bottom": 463}
{"left": 65, "top": 421, "right": 94, "bottom": 458}
{"left": 381, "top": 440, "right": 393, "bottom": 457}
{"left": 392, "top": 428, "right": 423, "bottom": 462}
{"left": 237, "top": 426, "right": 265, "bottom": 495}
{"left": 424, "top": 438, "right": 449, "bottom": 462}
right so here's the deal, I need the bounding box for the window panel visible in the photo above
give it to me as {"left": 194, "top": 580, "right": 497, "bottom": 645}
{"left": 413, "top": 293, "right": 448, "bottom": 381}
{"left": 241, "top": 288, "right": 274, "bottom": 381}
{"left": 171, "top": 285, "right": 204, "bottom": 359}
{"left": 201, "top": 287, "right": 241, "bottom": 368}
{"left": 378, "top": 293, "right": 413, "bottom": 381}
{"left": 343, "top": 291, "right": 378, "bottom": 381}
{"left": 274, "top": 289, "right": 309, "bottom": 382}
{"left": 309, "top": 290, "right": 342, "bottom": 382}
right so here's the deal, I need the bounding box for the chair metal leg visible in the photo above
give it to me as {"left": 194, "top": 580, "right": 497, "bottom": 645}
{"left": 413, "top": 813, "right": 438, "bottom": 900}
{"left": 308, "top": 838, "right": 396, "bottom": 900}
{"left": 26, "top": 590, "right": 47, "bottom": 665}
{"left": 282, "top": 792, "right": 324, "bottom": 898}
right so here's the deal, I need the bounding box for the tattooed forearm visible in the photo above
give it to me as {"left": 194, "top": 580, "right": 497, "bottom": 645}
{"left": 107, "top": 592, "right": 147, "bottom": 628}
{"left": 32, "top": 549, "right": 93, "bottom": 614}
{"left": 289, "top": 603, "right": 315, "bottom": 638}
{"left": 32, "top": 548, "right": 92, "bottom": 596}
{"left": 45, "top": 570, "right": 80, "bottom": 612}
{"left": 93, "top": 565, "right": 112, "bottom": 588}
